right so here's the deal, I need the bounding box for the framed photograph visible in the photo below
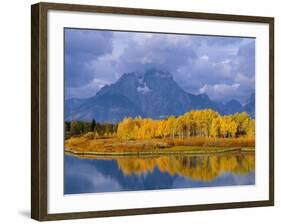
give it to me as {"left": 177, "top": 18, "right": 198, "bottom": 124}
{"left": 31, "top": 2, "right": 274, "bottom": 221}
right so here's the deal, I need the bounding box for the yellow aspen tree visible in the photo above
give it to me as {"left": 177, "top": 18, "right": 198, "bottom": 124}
{"left": 210, "top": 116, "right": 221, "bottom": 137}
{"left": 117, "top": 117, "right": 135, "bottom": 140}
{"left": 229, "top": 120, "right": 238, "bottom": 137}
{"left": 247, "top": 119, "right": 255, "bottom": 138}
{"left": 167, "top": 116, "right": 177, "bottom": 138}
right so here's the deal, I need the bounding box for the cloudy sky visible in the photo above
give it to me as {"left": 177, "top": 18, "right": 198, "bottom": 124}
{"left": 65, "top": 28, "right": 255, "bottom": 104}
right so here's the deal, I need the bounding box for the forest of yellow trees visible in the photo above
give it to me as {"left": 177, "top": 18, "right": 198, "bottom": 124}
{"left": 65, "top": 109, "right": 255, "bottom": 154}
{"left": 117, "top": 109, "right": 255, "bottom": 140}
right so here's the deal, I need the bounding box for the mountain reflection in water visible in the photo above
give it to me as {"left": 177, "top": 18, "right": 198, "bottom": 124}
{"left": 64, "top": 153, "right": 255, "bottom": 194}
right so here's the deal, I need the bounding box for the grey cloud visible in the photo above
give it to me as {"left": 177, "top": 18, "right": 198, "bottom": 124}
{"left": 65, "top": 29, "right": 255, "bottom": 103}
{"left": 65, "top": 29, "right": 114, "bottom": 89}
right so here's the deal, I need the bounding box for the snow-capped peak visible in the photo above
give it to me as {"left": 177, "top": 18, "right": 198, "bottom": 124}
{"left": 137, "top": 82, "right": 151, "bottom": 94}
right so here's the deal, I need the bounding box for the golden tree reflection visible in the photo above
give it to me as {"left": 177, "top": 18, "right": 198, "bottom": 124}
{"left": 116, "top": 153, "right": 255, "bottom": 181}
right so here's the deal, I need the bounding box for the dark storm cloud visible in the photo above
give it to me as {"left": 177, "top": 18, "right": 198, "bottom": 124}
{"left": 112, "top": 33, "right": 197, "bottom": 77}
{"left": 197, "top": 40, "right": 255, "bottom": 102}
{"left": 65, "top": 29, "right": 113, "bottom": 88}
{"left": 232, "top": 41, "right": 255, "bottom": 78}
{"left": 65, "top": 29, "right": 255, "bottom": 103}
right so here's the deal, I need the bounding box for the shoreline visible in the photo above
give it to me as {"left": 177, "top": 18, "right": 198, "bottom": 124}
{"left": 65, "top": 147, "right": 255, "bottom": 157}
{"left": 65, "top": 136, "right": 255, "bottom": 156}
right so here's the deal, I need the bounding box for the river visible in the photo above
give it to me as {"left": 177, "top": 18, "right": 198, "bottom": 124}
{"left": 64, "top": 152, "right": 255, "bottom": 194}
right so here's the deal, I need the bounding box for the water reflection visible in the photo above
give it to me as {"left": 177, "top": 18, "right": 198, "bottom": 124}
{"left": 117, "top": 153, "right": 255, "bottom": 181}
{"left": 64, "top": 152, "right": 255, "bottom": 194}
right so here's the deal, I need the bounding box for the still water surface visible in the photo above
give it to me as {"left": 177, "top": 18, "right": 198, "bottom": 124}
{"left": 64, "top": 153, "right": 255, "bottom": 194}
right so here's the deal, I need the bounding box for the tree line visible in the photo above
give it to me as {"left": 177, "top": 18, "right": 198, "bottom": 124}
{"left": 117, "top": 109, "right": 255, "bottom": 140}
{"left": 65, "top": 120, "right": 117, "bottom": 138}
{"left": 65, "top": 109, "right": 255, "bottom": 140}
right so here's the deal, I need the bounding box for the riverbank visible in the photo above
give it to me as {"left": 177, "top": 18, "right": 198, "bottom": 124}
{"left": 65, "top": 136, "right": 254, "bottom": 150}
{"left": 65, "top": 136, "right": 255, "bottom": 156}
{"left": 65, "top": 146, "right": 254, "bottom": 157}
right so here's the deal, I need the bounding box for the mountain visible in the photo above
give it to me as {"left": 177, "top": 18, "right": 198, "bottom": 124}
{"left": 223, "top": 99, "right": 244, "bottom": 114}
{"left": 66, "top": 93, "right": 143, "bottom": 123}
{"left": 243, "top": 93, "right": 255, "bottom": 118}
{"left": 65, "top": 98, "right": 87, "bottom": 117}
{"left": 65, "top": 69, "right": 253, "bottom": 122}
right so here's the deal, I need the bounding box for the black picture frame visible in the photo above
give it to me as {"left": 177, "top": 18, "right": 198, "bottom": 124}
{"left": 31, "top": 2, "right": 274, "bottom": 221}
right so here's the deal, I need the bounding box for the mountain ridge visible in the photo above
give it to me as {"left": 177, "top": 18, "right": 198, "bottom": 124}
{"left": 65, "top": 69, "right": 254, "bottom": 122}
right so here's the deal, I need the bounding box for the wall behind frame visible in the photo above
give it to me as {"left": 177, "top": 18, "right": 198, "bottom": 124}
{"left": 0, "top": 0, "right": 279, "bottom": 224}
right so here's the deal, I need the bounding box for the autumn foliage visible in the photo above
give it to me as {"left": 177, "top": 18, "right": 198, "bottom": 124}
{"left": 117, "top": 109, "right": 255, "bottom": 140}
{"left": 65, "top": 109, "right": 255, "bottom": 152}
